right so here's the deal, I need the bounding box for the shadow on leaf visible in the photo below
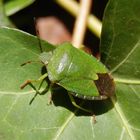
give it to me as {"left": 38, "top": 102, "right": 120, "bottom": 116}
{"left": 52, "top": 88, "right": 116, "bottom": 116}
{"left": 41, "top": 66, "right": 117, "bottom": 116}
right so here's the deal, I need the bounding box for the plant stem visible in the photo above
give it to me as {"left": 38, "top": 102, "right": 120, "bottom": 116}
{"left": 72, "top": 0, "right": 92, "bottom": 48}
{"left": 55, "top": 0, "right": 102, "bottom": 38}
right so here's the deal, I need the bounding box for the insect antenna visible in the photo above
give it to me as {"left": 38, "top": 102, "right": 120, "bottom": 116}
{"left": 20, "top": 18, "right": 44, "bottom": 67}
{"left": 34, "top": 17, "right": 43, "bottom": 53}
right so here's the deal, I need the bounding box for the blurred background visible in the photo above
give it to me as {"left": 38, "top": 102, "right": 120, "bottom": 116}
{"left": 3, "top": 0, "right": 108, "bottom": 55}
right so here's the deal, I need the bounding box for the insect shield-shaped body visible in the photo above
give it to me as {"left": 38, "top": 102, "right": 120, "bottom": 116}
{"left": 40, "top": 43, "right": 115, "bottom": 100}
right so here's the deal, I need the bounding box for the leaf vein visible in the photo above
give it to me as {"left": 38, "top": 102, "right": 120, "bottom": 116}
{"left": 104, "top": 0, "right": 117, "bottom": 65}
{"left": 52, "top": 106, "right": 80, "bottom": 140}
{"left": 112, "top": 98, "right": 135, "bottom": 140}
{"left": 53, "top": 112, "right": 75, "bottom": 140}
{"left": 110, "top": 40, "right": 139, "bottom": 73}
{"left": 90, "top": 117, "right": 95, "bottom": 139}
{"left": 129, "top": 85, "right": 140, "bottom": 99}
{"left": 2, "top": 95, "right": 20, "bottom": 121}
{"left": 119, "top": 127, "right": 125, "bottom": 140}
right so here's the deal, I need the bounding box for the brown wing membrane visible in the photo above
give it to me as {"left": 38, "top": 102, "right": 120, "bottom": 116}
{"left": 94, "top": 73, "right": 115, "bottom": 97}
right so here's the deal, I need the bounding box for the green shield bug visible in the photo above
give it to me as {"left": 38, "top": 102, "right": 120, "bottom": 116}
{"left": 21, "top": 42, "right": 115, "bottom": 113}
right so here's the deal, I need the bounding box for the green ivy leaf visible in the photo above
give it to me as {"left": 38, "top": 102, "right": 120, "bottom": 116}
{"left": 101, "top": 0, "right": 140, "bottom": 83}
{"left": 0, "top": 27, "right": 54, "bottom": 92}
{"left": 100, "top": 0, "right": 140, "bottom": 140}
{"left": 0, "top": 0, "right": 140, "bottom": 139}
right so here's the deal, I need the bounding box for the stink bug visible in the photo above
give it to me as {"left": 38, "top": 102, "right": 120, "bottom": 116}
{"left": 21, "top": 42, "right": 115, "bottom": 113}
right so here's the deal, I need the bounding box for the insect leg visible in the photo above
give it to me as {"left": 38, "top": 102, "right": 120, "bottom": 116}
{"left": 29, "top": 84, "right": 49, "bottom": 105}
{"left": 68, "top": 92, "right": 93, "bottom": 114}
{"left": 20, "top": 73, "right": 48, "bottom": 90}
{"left": 20, "top": 73, "right": 49, "bottom": 104}
{"left": 47, "top": 88, "right": 53, "bottom": 105}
